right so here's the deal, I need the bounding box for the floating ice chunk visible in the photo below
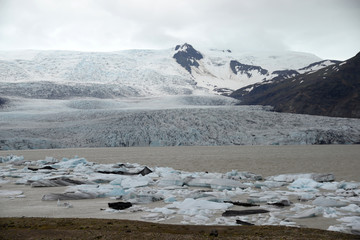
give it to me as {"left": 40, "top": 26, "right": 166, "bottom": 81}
{"left": 338, "top": 216, "right": 360, "bottom": 234}
{"left": 340, "top": 204, "right": 360, "bottom": 213}
{"left": 167, "top": 198, "right": 232, "bottom": 216}
{"left": 57, "top": 199, "right": 73, "bottom": 208}
{"left": 268, "top": 173, "right": 313, "bottom": 182}
{"left": 164, "top": 196, "right": 177, "bottom": 203}
{"left": 51, "top": 157, "right": 88, "bottom": 169}
{"left": 297, "top": 193, "right": 316, "bottom": 201}
{"left": 141, "top": 213, "right": 164, "bottom": 221}
{"left": 288, "top": 178, "right": 320, "bottom": 191}
{"left": 42, "top": 191, "right": 97, "bottom": 201}
{"left": 268, "top": 173, "right": 335, "bottom": 183}
{"left": 279, "top": 220, "right": 296, "bottom": 226}
{"left": 0, "top": 190, "right": 23, "bottom": 197}
{"left": 338, "top": 182, "right": 359, "bottom": 190}
{"left": 120, "top": 175, "right": 152, "bottom": 189}
{"left": 0, "top": 155, "right": 24, "bottom": 164}
{"left": 124, "top": 191, "right": 163, "bottom": 204}
{"left": 254, "top": 181, "right": 286, "bottom": 189}
{"left": 312, "top": 197, "right": 347, "bottom": 207}
{"left": 154, "top": 167, "right": 180, "bottom": 177}
{"left": 33, "top": 157, "right": 58, "bottom": 166}
{"left": 322, "top": 207, "right": 339, "bottom": 218}
{"left": 150, "top": 207, "right": 176, "bottom": 215}
{"left": 248, "top": 191, "right": 281, "bottom": 204}
{"left": 88, "top": 173, "right": 119, "bottom": 183}
{"left": 105, "top": 187, "right": 125, "bottom": 197}
{"left": 30, "top": 177, "right": 90, "bottom": 187}
{"left": 267, "top": 198, "right": 291, "bottom": 207}
{"left": 109, "top": 176, "right": 124, "bottom": 186}
{"left": 187, "top": 178, "right": 247, "bottom": 190}
{"left": 225, "top": 170, "right": 262, "bottom": 181}
{"left": 319, "top": 182, "right": 339, "bottom": 190}
{"left": 158, "top": 176, "right": 184, "bottom": 187}
{"left": 292, "top": 207, "right": 323, "bottom": 219}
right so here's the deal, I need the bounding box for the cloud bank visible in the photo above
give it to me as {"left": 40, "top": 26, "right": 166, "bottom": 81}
{"left": 0, "top": 0, "right": 359, "bottom": 60}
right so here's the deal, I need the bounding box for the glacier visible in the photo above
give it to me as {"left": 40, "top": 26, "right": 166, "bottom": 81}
{"left": 1, "top": 96, "right": 360, "bottom": 150}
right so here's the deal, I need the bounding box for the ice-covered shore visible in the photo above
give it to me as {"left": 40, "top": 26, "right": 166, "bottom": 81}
{"left": 1, "top": 155, "right": 359, "bottom": 235}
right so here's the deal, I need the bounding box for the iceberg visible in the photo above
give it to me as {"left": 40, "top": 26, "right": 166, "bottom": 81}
{"left": 268, "top": 173, "right": 335, "bottom": 183}
{"left": 291, "top": 207, "right": 323, "bottom": 219}
{"left": 288, "top": 178, "right": 320, "bottom": 191}
{"left": 340, "top": 204, "right": 360, "bottom": 213}
{"left": 187, "top": 178, "right": 247, "bottom": 190}
{"left": 312, "top": 196, "right": 347, "bottom": 207}
{"left": 120, "top": 175, "right": 152, "bottom": 189}
{"left": 167, "top": 198, "right": 232, "bottom": 216}
{"left": 42, "top": 191, "right": 97, "bottom": 201}
{"left": 29, "top": 177, "right": 90, "bottom": 187}
{"left": 51, "top": 157, "right": 89, "bottom": 169}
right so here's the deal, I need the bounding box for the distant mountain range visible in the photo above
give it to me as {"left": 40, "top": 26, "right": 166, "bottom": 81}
{"left": 230, "top": 52, "right": 360, "bottom": 118}
{"left": 0, "top": 43, "right": 324, "bottom": 98}
{"left": 1, "top": 43, "right": 358, "bottom": 118}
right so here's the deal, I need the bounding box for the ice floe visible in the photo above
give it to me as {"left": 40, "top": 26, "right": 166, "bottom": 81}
{"left": 0, "top": 155, "right": 360, "bottom": 235}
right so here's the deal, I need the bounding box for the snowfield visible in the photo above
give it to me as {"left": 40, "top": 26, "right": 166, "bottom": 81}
{"left": 1, "top": 96, "right": 359, "bottom": 150}
{"left": 0, "top": 46, "right": 323, "bottom": 96}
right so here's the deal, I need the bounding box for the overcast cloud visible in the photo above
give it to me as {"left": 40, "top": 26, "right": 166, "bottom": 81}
{"left": 0, "top": 0, "right": 359, "bottom": 60}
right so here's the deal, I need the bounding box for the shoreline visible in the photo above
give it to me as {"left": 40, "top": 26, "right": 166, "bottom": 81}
{"left": 1, "top": 217, "right": 358, "bottom": 239}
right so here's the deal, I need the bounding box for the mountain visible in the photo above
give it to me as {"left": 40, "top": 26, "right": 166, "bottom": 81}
{"left": 230, "top": 52, "right": 360, "bottom": 118}
{"left": 0, "top": 44, "right": 325, "bottom": 100}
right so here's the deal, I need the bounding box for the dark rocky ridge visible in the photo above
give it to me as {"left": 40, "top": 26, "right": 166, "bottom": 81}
{"left": 299, "top": 59, "right": 341, "bottom": 71}
{"left": 173, "top": 43, "right": 203, "bottom": 74}
{"left": 230, "top": 60, "right": 268, "bottom": 77}
{"left": 230, "top": 52, "right": 360, "bottom": 118}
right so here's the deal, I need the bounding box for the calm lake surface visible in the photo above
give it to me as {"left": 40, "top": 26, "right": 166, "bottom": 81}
{"left": 2, "top": 145, "right": 359, "bottom": 181}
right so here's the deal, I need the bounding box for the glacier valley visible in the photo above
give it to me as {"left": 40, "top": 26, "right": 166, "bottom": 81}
{"left": 1, "top": 96, "right": 360, "bottom": 150}
{"left": 0, "top": 45, "right": 358, "bottom": 150}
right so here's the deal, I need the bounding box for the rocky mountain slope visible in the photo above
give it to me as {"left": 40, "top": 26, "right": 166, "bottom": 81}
{"left": 230, "top": 52, "right": 360, "bottom": 118}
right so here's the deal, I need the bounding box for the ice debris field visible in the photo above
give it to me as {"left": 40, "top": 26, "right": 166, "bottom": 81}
{"left": 0, "top": 155, "right": 359, "bottom": 235}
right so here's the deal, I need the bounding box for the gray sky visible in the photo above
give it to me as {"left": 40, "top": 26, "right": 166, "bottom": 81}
{"left": 0, "top": 0, "right": 359, "bottom": 60}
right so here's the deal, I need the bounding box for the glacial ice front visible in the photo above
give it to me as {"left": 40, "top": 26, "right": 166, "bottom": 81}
{"left": 1, "top": 155, "right": 360, "bottom": 235}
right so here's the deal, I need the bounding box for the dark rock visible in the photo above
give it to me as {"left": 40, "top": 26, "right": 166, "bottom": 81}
{"left": 138, "top": 166, "right": 153, "bottom": 176}
{"left": 230, "top": 60, "right": 268, "bottom": 77}
{"left": 209, "top": 229, "right": 218, "bottom": 237}
{"left": 108, "top": 201, "right": 132, "bottom": 210}
{"left": 312, "top": 173, "right": 335, "bottom": 182}
{"left": 267, "top": 199, "right": 291, "bottom": 207}
{"left": 28, "top": 166, "right": 57, "bottom": 171}
{"left": 222, "top": 209, "right": 269, "bottom": 217}
{"left": 30, "top": 177, "right": 88, "bottom": 187}
{"left": 299, "top": 60, "right": 341, "bottom": 72}
{"left": 236, "top": 219, "right": 254, "bottom": 225}
{"left": 97, "top": 166, "right": 152, "bottom": 176}
{"left": 173, "top": 43, "right": 203, "bottom": 74}
{"left": 224, "top": 201, "right": 259, "bottom": 207}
